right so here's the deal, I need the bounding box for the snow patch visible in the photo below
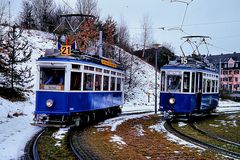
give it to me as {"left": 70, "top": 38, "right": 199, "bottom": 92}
{"left": 133, "top": 124, "right": 145, "bottom": 136}
{"left": 109, "top": 135, "right": 127, "bottom": 149}
{"left": 178, "top": 122, "right": 187, "bottom": 127}
{"left": 52, "top": 127, "right": 70, "bottom": 147}
{"left": 209, "top": 124, "right": 220, "bottom": 127}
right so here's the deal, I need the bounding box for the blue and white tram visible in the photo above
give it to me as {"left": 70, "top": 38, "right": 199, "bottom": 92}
{"left": 33, "top": 54, "right": 125, "bottom": 127}
{"left": 159, "top": 59, "right": 219, "bottom": 116}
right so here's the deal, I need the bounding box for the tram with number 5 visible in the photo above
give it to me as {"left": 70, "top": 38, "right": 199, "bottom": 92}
{"left": 159, "top": 56, "right": 220, "bottom": 117}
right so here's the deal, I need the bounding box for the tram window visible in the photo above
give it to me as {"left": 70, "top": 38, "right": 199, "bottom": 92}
{"left": 215, "top": 81, "right": 218, "bottom": 92}
{"left": 84, "top": 66, "right": 94, "bottom": 71}
{"left": 95, "top": 74, "right": 102, "bottom": 91}
{"left": 167, "top": 75, "right": 181, "bottom": 92}
{"left": 111, "top": 77, "right": 116, "bottom": 91}
{"left": 191, "top": 73, "right": 195, "bottom": 93}
{"left": 203, "top": 79, "right": 206, "bottom": 93}
{"left": 212, "top": 80, "right": 215, "bottom": 92}
{"left": 183, "top": 72, "right": 190, "bottom": 92}
{"left": 83, "top": 73, "right": 94, "bottom": 90}
{"left": 117, "top": 78, "right": 121, "bottom": 91}
{"left": 70, "top": 72, "right": 82, "bottom": 90}
{"left": 206, "top": 79, "right": 211, "bottom": 92}
{"left": 104, "top": 70, "right": 110, "bottom": 74}
{"left": 103, "top": 76, "right": 109, "bottom": 91}
{"left": 40, "top": 68, "right": 65, "bottom": 90}
{"left": 72, "top": 64, "right": 80, "bottom": 69}
{"left": 96, "top": 68, "right": 102, "bottom": 72}
{"left": 161, "top": 71, "right": 166, "bottom": 91}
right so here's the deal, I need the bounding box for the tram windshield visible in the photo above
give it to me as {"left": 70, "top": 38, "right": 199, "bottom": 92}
{"left": 39, "top": 68, "right": 65, "bottom": 90}
{"left": 167, "top": 75, "right": 181, "bottom": 92}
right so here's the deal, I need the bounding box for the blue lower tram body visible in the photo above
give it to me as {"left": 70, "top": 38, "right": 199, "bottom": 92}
{"left": 159, "top": 93, "right": 219, "bottom": 114}
{"left": 35, "top": 91, "right": 123, "bottom": 116}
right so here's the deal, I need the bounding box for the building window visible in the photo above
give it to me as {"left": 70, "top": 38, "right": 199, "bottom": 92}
{"left": 224, "top": 64, "right": 227, "bottom": 68}
{"left": 229, "top": 77, "right": 233, "bottom": 82}
{"left": 234, "top": 70, "right": 239, "bottom": 74}
{"left": 235, "top": 77, "right": 238, "bottom": 82}
{"left": 229, "top": 70, "right": 232, "bottom": 74}
{"left": 236, "top": 63, "right": 239, "bottom": 68}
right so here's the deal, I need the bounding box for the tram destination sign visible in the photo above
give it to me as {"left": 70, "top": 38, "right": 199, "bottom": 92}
{"left": 167, "top": 71, "right": 181, "bottom": 75}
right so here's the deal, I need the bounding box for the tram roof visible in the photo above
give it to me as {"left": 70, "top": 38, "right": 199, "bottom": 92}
{"left": 37, "top": 56, "right": 124, "bottom": 71}
{"left": 161, "top": 65, "right": 219, "bottom": 74}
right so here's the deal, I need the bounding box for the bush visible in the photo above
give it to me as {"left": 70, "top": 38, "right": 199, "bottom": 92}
{"left": 0, "top": 87, "right": 26, "bottom": 102}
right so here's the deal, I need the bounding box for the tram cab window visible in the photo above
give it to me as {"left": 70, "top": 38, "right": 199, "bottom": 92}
{"left": 83, "top": 73, "right": 94, "bottom": 90}
{"left": 95, "top": 75, "right": 102, "bottom": 91}
{"left": 70, "top": 72, "right": 82, "bottom": 90}
{"left": 103, "top": 76, "right": 109, "bottom": 91}
{"left": 161, "top": 71, "right": 166, "bottom": 91}
{"left": 111, "top": 77, "right": 116, "bottom": 91}
{"left": 206, "top": 79, "right": 211, "bottom": 92}
{"left": 183, "top": 72, "right": 190, "bottom": 92}
{"left": 167, "top": 75, "right": 181, "bottom": 92}
{"left": 203, "top": 79, "right": 206, "bottom": 93}
{"left": 39, "top": 68, "right": 65, "bottom": 90}
{"left": 191, "top": 72, "right": 195, "bottom": 93}
{"left": 212, "top": 80, "right": 215, "bottom": 92}
{"left": 117, "top": 78, "right": 121, "bottom": 91}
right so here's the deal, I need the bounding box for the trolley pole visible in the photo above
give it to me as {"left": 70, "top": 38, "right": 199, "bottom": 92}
{"left": 153, "top": 44, "right": 160, "bottom": 114}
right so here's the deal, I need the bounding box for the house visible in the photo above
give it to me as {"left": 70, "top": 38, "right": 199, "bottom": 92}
{"left": 207, "top": 52, "right": 240, "bottom": 92}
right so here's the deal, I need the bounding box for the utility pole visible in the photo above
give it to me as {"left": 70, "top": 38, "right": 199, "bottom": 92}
{"left": 153, "top": 43, "right": 160, "bottom": 114}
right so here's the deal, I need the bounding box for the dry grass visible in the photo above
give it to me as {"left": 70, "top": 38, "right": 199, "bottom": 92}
{"left": 80, "top": 115, "right": 227, "bottom": 160}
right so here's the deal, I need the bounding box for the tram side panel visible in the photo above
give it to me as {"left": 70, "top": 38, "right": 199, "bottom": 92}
{"left": 201, "top": 93, "right": 219, "bottom": 111}
{"left": 67, "top": 92, "right": 123, "bottom": 113}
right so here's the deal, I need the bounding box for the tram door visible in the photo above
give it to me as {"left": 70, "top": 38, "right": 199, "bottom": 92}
{"left": 196, "top": 72, "right": 202, "bottom": 112}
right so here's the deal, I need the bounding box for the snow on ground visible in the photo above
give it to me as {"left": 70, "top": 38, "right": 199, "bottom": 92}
{"left": 0, "top": 29, "right": 240, "bottom": 159}
{"left": 0, "top": 94, "right": 40, "bottom": 159}
{"left": 109, "top": 135, "right": 127, "bottom": 149}
{"left": 52, "top": 127, "right": 70, "bottom": 147}
{"left": 149, "top": 121, "right": 205, "bottom": 151}
{"left": 96, "top": 113, "right": 152, "bottom": 132}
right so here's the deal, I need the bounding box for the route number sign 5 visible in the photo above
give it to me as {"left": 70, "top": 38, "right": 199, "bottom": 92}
{"left": 61, "top": 45, "right": 71, "bottom": 56}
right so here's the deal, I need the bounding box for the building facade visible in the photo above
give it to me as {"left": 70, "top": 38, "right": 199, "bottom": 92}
{"left": 207, "top": 52, "right": 240, "bottom": 92}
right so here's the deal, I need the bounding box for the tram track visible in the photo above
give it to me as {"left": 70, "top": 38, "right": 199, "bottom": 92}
{"left": 23, "top": 128, "right": 45, "bottom": 160}
{"left": 68, "top": 128, "right": 99, "bottom": 160}
{"left": 164, "top": 120, "right": 240, "bottom": 159}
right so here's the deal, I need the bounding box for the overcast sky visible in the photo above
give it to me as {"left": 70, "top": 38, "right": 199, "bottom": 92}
{"left": 10, "top": 0, "right": 240, "bottom": 55}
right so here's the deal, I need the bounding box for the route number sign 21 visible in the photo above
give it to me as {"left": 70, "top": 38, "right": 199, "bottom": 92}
{"left": 61, "top": 45, "right": 71, "bottom": 56}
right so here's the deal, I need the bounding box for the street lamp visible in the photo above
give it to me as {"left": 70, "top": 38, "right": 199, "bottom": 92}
{"left": 152, "top": 43, "right": 160, "bottom": 114}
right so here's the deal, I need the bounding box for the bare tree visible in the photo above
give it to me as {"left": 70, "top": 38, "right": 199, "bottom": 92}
{"left": 117, "top": 17, "right": 130, "bottom": 52}
{"left": 141, "top": 15, "right": 153, "bottom": 58}
{"left": 31, "top": 0, "right": 55, "bottom": 31}
{"left": 19, "top": 0, "right": 35, "bottom": 29}
{"left": 76, "top": 0, "right": 99, "bottom": 16}
{"left": 0, "top": 0, "right": 7, "bottom": 24}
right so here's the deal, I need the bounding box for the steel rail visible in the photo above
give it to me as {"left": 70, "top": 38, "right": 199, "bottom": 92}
{"left": 164, "top": 120, "right": 240, "bottom": 159}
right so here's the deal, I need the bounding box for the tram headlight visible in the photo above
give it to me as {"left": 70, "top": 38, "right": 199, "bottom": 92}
{"left": 46, "top": 99, "right": 54, "bottom": 108}
{"left": 169, "top": 98, "right": 175, "bottom": 105}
